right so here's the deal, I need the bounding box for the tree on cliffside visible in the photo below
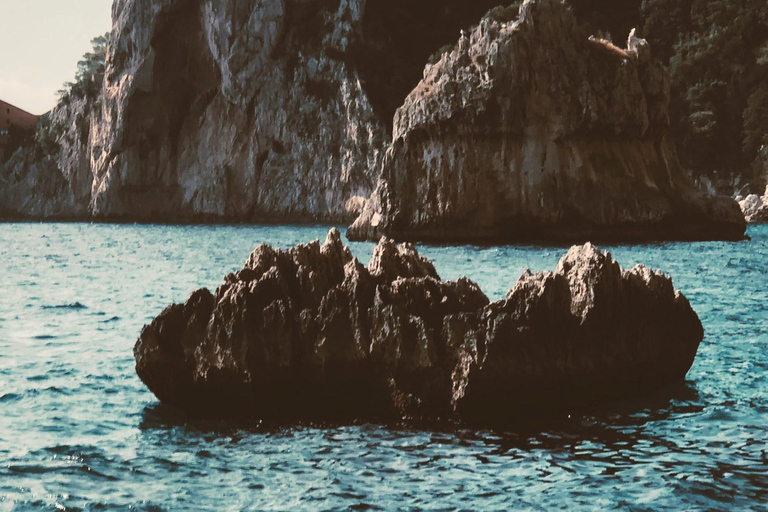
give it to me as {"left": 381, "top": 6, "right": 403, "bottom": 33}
{"left": 58, "top": 33, "right": 110, "bottom": 101}
{"left": 642, "top": 0, "right": 768, "bottom": 191}
{"left": 533, "top": 0, "right": 768, "bottom": 191}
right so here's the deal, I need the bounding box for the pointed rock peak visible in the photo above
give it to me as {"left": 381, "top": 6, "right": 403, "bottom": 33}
{"left": 555, "top": 242, "right": 610, "bottom": 275}
{"left": 244, "top": 243, "right": 277, "bottom": 273}
{"left": 368, "top": 237, "right": 439, "bottom": 282}
{"left": 555, "top": 243, "right": 622, "bottom": 321}
{"left": 324, "top": 227, "right": 342, "bottom": 247}
{"left": 321, "top": 227, "right": 353, "bottom": 265}
{"left": 519, "top": 0, "right": 573, "bottom": 24}
{"left": 321, "top": 227, "right": 343, "bottom": 256}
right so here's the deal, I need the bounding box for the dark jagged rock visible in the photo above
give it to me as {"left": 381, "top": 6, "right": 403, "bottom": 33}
{"left": 135, "top": 229, "right": 703, "bottom": 421}
{"left": 348, "top": 0, "right": 746, "bottom": 243}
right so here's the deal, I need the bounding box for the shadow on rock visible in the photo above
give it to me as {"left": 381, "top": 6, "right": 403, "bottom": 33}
{"left": 135, "top": 228, "right": 704, "bottom": 425}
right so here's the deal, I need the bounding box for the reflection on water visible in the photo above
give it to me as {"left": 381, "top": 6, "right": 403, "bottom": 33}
{"left": 0, "top": 223, "right": 767, "bottom": 511}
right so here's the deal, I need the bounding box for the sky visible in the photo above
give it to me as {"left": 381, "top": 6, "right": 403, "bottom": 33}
{"left": 0, "top": 0, "right": 113, "bottom": 115}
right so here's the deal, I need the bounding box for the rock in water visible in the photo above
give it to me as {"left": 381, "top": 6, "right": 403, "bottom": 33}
{"left": 739, "top": 185, "right": 768, "bottom": 223}
{"left": 135, "top": 229, "right": 704, "bottom": 421}
{"left": 348, "top": 0, "right": 746, "bottom": 243}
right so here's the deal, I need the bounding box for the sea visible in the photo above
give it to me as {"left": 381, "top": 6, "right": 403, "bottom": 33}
{"left": 1, "top": 223, "right": 766, "bottom": 511}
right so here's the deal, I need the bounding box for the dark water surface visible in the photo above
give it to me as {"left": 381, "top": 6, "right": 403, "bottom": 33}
{"left": 1, "top": 223, "right": 767, "bottom": 511}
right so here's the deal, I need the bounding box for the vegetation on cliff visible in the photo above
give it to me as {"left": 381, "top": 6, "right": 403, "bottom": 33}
{"left": 564, "top": 0, "right": 768, "bottom": 192}
{"left": 3, "top": 34, "right": 111, "bottom": 163}
{"left": 58, "top": 33, "right": 110, "bottom": 102}
{"left": 653, "top": 0, "right": 768, "bottom": 192}
{"left": 379, "top": 0, "right": 768, "bottom": 192}
{"left": 37, "top": 34, "right": 110, "bottom": 160}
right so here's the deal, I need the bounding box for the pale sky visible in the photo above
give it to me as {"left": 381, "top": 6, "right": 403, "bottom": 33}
{"left": 0, "top": 0, "right": 113, "bottom": 115}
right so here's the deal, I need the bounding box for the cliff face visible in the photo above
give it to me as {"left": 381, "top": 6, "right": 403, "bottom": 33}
{"left": 87, "top": 0, "right": 379, "bottom": 221}
{"left": 348, "top": 0, "right": 746, "bottom": 242}
{"left": 0, "top": 96, "right": 94, "bottom": 219}
{"left": 1, "top": 0, "right": 749, "bottom": 231}
{"left": 1, "top": 0, "right": 508, "bottom": 222}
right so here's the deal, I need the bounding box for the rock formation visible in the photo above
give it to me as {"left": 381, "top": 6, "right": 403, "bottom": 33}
{"left": 88, "top": 0, "right": 384, "bottom": 221}
{"left": 0, "top": 96, "right": 94, "bottom": 219}
{"left": 135, "top": 228, "right": 704, "bottom": 421}
{"left": 348, "top": 0, "right": 746, "bottom": 243}
{"left": 738, "top": 185, "right": 768, "bottom": 223}
{"left": 2, "top": 0, "right": 509, "bottom": 222}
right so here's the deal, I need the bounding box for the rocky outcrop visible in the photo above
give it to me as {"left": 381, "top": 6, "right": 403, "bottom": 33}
{"left": 0, "top": 96, "right": 94, "bottom": 219}
{"left": 88, "top": 0, "right": 383, "bottom": 221}
{"left": 1, "top": 0, "right": 747, "bottom": 232}
{"left": 738, "top": 186, "right": 768, "bottom": 223}
{"left": 135, "top": 229, "right": 703, "bottom": 421}
{"left": 3, "top": 0, "right": 510, "bottom": 222}
{"left": 348, "top": 0, "right": 746, "bottom": 243}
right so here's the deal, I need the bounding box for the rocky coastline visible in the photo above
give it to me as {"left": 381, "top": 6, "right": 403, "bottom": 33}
{"left": 0, "top": 0, "right": 749, "bottom": 241}
{"left": 1, "top": 0, "right": 508, "bottom": 224}
{"left": 0, "top": 96, "right": 94, "bottom": 219}
{"left": 348, "top": 0, "right": 746, "bottom": 243}
{"left": 135, "top": 228, "right": 703, "bottom": 422}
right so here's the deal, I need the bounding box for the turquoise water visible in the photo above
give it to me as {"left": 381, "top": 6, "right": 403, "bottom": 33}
{"left": 0, "top": 223, "right": 766, "bottom": 511}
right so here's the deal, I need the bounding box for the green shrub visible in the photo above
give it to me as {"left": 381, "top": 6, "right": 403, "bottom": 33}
{"left": 644, "top": 0, "right": 768, "bottom": 181}
{"left": 484, "top": 3, "right": 522, "bottom": 24}
{"left": 33, "top": 114, "right": 60, "bottom": 159}
{"left": 58, "top": 33, "right": 110, "bottom": 101}
{"left": 427, "top": 44, "right": 455, "bottom": 66}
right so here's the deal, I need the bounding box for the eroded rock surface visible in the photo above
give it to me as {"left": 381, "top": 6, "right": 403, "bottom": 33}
{"left": 135, "top": 229, "right": 703, "bottom": 421}
{"left": 0, "top": 96, "right": 94, "bottom": 219}
{"left": 89, "top": 0, "right": 384, "bottom": 221}
{"left": 348, "top": 0, "right": 746, "bottom": 243}
{"left": 2, "top": 0, "right": 508, "bottom": 222}
{"left": 739, "top": 186, "right": 768, "bottom": 223}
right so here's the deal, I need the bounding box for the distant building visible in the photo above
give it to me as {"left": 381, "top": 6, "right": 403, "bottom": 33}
{"left": 0, "top": 99, "right": 40, "bottom": 161}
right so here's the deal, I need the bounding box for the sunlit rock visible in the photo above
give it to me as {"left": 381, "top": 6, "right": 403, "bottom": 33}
{"left": 348, "top": 0, "right": 746, "bottom": 243}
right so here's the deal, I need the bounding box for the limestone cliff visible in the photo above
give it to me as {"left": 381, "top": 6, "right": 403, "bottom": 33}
{"left": 348, "top": 0, "right": 746, "bottom": 243}
{"left": 0, "top": 96, "right": 94, "bottom": 219}
{"left": 89, "top": 0, "right": 385, "bottom": 221}
{"left": 2, "top": 0, "right": 508, "bottom": 222}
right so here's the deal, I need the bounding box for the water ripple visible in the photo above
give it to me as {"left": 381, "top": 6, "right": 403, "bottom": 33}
{"left": 0, "top": 223, "right": 767, "bottom": 510}
{"left": 41, "top": 302, "right": 88, "bottom": 310}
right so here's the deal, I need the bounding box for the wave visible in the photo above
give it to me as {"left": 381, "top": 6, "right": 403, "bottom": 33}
{"left": 41, "top": 302, "right": 88, "bottom": 310}
{"left": 0, "top": 392, "right": 22, "bottom": 403}
{"left": 32, "top": 334, "right": 59, "bottom": 340}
